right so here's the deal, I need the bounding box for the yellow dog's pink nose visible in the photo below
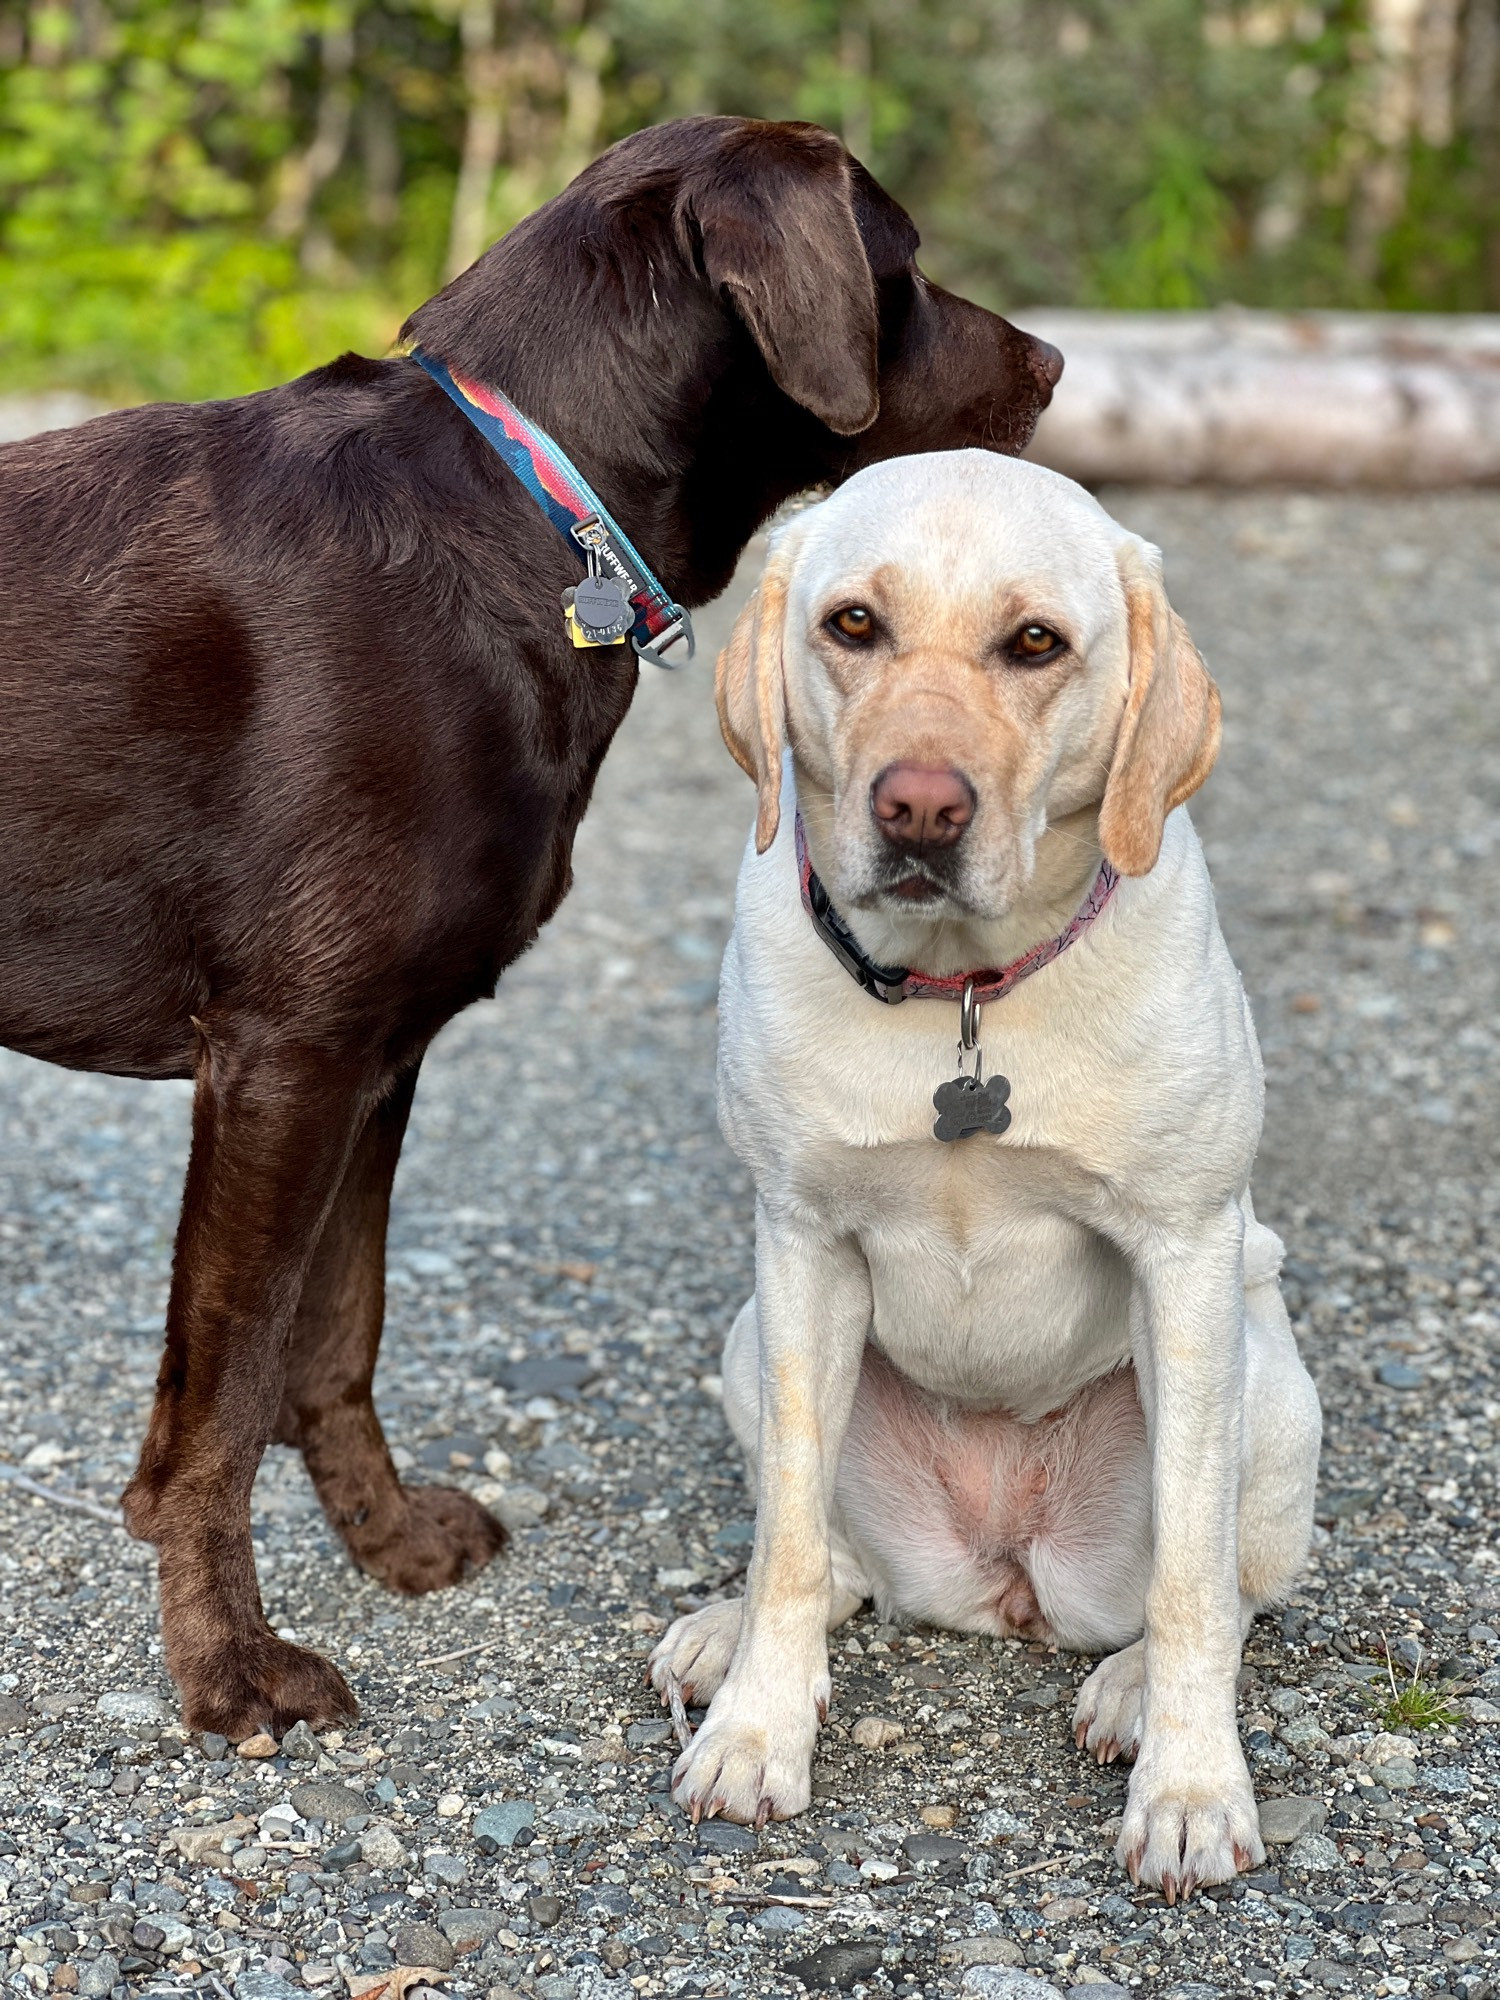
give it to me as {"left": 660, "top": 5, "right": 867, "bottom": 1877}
{"left": 871, "top": 763, "right": 975, "bottom": 849}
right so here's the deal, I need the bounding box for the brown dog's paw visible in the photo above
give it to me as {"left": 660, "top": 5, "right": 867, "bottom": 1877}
{"left": 348, "top": 1483, "right": 507, "bottom": 1595}
{"left": 177, "top": 1632, "right": 357, "bottom": 1740}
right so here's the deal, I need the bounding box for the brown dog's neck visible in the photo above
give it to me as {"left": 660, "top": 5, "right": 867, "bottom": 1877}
{"left": 403, "top": 192, "right": 817, "bottom": 613}
{"left": 797, "top": 786, "right": 1107, "bottom": 982}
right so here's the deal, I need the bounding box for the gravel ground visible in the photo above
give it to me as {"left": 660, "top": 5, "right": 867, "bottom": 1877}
{"left": 2, "top": 487, "right": 1498, "bottom": 2000}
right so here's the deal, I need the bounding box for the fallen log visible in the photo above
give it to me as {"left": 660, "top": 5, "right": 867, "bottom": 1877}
{"left": 1016, "top": 309, "right": 1500, "bottom": 487}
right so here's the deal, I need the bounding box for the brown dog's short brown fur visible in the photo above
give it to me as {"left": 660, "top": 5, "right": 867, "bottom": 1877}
{"left": 0, "top": 116, "right": 1061, "bottom": 1737}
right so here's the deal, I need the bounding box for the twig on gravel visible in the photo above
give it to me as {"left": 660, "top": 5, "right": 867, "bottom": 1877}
{"left": 412, "top": 1637, "right": 504, "bottom": 1669}
{"left": 666, "top": 1676, "right": 694, "bottom": 1751}
{"left": 0, "top": 1462, "right": 124, "bottom": 1527}
{"left": 717, "top": 1890, "right": 835, "bottom": 1909}
{"left": 1000, "top": 1852, "right": 1104, "bottom": 1882}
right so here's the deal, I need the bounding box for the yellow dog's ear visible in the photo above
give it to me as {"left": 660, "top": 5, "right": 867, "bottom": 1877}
{"left": 715, "top": 560, "right": 791, "bottom": 854}
{"left": 1099, "top": 542, "right": 1222, "bottom": 877}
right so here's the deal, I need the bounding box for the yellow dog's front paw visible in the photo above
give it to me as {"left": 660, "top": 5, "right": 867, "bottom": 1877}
{"left": 669, "top": 1705, "right": 816, "bottom": 1829}
{"left": 1117, "top": 1747, "right": 1264, "bottom": 1902}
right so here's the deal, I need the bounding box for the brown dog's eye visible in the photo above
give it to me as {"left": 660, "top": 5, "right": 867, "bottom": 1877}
{"left": 1009, "top": 623, "right": 1064, "bottom": 662}
{"left": 829, "top": 605, "right": 877, "bottom": 643}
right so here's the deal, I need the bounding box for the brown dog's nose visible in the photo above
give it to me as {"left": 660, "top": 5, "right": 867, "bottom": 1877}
{"left": 1029, "top": 337, "right": 1065, "bottom": 391}
{"left": 871, "top": 763, "right": 976, "bottom": 849}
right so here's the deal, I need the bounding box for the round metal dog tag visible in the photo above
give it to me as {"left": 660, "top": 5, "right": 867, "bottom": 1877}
{"left": 572, "top": 575, "right": 631, "bottom": 642}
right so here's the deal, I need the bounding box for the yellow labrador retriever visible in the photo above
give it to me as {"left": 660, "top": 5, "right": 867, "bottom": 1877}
{"left": 649, "top": 450, "right": 1322, "bottom": 1900}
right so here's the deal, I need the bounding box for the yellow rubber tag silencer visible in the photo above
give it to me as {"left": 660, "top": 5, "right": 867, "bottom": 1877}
{"left": 564, "top": 604, "right": 627, "bottom": 649}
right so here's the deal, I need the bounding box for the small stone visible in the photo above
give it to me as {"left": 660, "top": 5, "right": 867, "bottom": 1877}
{"left": 976, "top": 1806, "right": 1029, "bottom": 1840}
{"left": 851, "top": 1714, "right": 904, "bottom": 1751}
{"left": 1285, "top": 1831, "right": 1340, "bottom": 1872}
{"left": 920, "top": 1803, "right": 958, "bottom": 1829}
{"left": 438, "top": 1907, "right": 511, "bottom": 1952}
{"left": 1367, "top": 1731, "right": 1417, "bottom": 1765}
{"left": 789, "top": 1940, "right": 884, "bottom": 1989}
{"left": 95, "top": 1690, "right": 173, "bottom": 1726}
{"left": 858, "top": 1856, "right": 900, "bottom": 1882}
{"left": 280, "top": 1719, "right": 320, "bottom": 1764}
{"left": 236, "top": 1731, "right": 278, "bottom": 1759}
{"left": 1374, "top": 1757, "right": 1418, "bottom": 1790}
{"left": 1267, "top": 1689, "right": 1305, "bottom": 1718}
{"left": 76, "top": 1956, "right": 118, "bottom": 2000}
{"left": 0, "top": 1692, "right": 30, "bottom": 1732}
{"left": 289, "top": 1779, "right": 367, "bottom": 1827}
{"left": 1377, "top": 1360, "right": 1423, "bottom": 1389}
{"left": 1068, "top": 1981, "right": 1131, "bottom": 1997}
{"left": 753, "top": 1904, "right": 807, "bottom": 1931}
{"left": 527, "top": 1893, "right": 562, "bottom": 1927}
{"left": 493, "top": 1485, "right": 550, "bottom": 1530}
{"left": 391, "top": 1921, "right": 456, "bottom": 1972}
{"left": 473, "top": 1799, "right": 535, "bottom": 1851}
{"left": 1258, "top": 1796, "right": 1327, "bottom": 1844}
{"left": 951, "top": 1938, "right": 1026, "bottom": 1967}
{"left": 200, "top": 1732, "right": 229, "bottom": 1757}
{"left": 234, "top": 1975, "right": 305, "bottom": 2000}
{"left": 423, "top": 1850, "right": 469, "bottom": 1885}
{"left": 358, "top": 1820, "right": 408, "bottom": 1868}
{"left": 905, "top": 1830, "right": 967, "bottom": 1867}
{"left": 436, "top": 1792, "right": 464, "bottom": 1817}
{"left": 961, "top": 1969, "right": 1063, "bottom": 1998}
{"left": 625, "top": 1719, "right": 673, "bottom": 1747}
{"left": 695, "top": 1818, "right": 757, "bottom": 1853}
{"left": 52, "top": 1968, "right": 79, "bottom": 1994}
{"left": 165, "top": 1815, "right": 255, "bottom": 1865}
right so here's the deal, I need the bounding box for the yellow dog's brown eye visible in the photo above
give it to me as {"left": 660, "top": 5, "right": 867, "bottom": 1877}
{"left": 829, "top": 605, "right": 876, "bottom": 642}
{"left": 1010, "top": 623, "right": 1063, "bottom": 661}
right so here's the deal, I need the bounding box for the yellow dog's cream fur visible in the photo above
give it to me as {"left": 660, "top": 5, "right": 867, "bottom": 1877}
{"left": 651, "top": 451, "right": 1321, "bottom": 1900}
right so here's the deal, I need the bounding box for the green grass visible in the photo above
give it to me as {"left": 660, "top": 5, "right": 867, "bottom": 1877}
{"left": 1362, "top": 1638, "right": 1467, "bottom": 1735}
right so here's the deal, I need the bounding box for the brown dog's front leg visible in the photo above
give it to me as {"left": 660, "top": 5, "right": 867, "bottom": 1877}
{"left": 274, "top": 1062, "right": 506, "bottom": 1593}
{"left": 122, "top": 1032, "right": 374, "bottom": 1739}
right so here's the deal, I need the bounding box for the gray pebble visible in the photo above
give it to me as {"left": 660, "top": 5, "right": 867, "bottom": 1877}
{"left": 76, "top": 1955, "right": 117, "bottom": 1999}
{"left": 961, "top": 1968, "right": 1062, "bottom": 1998}
{"left": 94, "top": 1690, "right": 172, "bottom": 1725}
{"left": 392, "top": 1920, "right": 456, "bottom": 1971}
{"left": 423, "top": 1850, "right": 468, "bottom": 1885}
{"left": 288, "top": 1779, "right": 366, "bottom": 1826}
{"left": 753, "top": 1903, "right": 807, "bottom": 1930}
{"left": 1285, "top": 1831, "right": 1341, "bottom": 1872}
{"left": 1264, "top": 1800, "right": 1336, "bottom": 1840}
{"left": 280, "top": 1719, "right": 320, "bottom": 1763}
{"left": 473, "top": 1799, "right": 535, "bottom": 1850}
{"left": 1377, "top": 1360, "right": 1423, "bottom": 1389}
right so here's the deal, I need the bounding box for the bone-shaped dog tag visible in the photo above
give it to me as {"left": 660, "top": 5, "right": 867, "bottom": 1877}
{"left": 932, "top": 1070, "right": 1012, "bottom": 1143}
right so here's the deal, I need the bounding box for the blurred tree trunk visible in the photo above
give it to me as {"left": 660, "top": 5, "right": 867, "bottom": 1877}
{"left": 269, "top": 6, "right": 356, "bottom": 260}
{"left": 447, "top": 0, "right": 506, "bottom": 280}
{"left": 1461, "top": 0, "right": 1500, "bottom": 306}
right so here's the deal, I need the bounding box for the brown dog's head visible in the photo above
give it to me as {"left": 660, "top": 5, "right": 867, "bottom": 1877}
{"left": 403, "top": 118, "right": 1061, "bottom": 604}
{"left": 717, "top": 452, "right": 1220, "bottom": 952}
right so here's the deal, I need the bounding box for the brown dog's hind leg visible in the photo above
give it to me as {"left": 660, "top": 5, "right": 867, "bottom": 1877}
{"left": 273, "top": 1063, "right": 507, "bottom": 1596}
{"left": 123, "top": 1033, "right": 376, "bottom": 1740}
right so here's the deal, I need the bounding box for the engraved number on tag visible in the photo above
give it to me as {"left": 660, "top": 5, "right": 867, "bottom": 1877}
{"left": 572, "top": 573, "right": 631, "bottom": 642}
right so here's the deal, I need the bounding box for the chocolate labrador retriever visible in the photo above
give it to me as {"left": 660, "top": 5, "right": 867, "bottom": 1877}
{"left": 0, "top": 115, "right": 1060, "bottom": 1737}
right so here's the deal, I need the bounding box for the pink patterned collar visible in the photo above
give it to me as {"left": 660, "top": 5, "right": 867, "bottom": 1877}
{"left": 794, "top": 811, "right": 1118, "bottom": 1008}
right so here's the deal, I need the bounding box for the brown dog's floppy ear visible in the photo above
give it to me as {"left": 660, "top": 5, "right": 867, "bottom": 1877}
{"left": 716, "top": 563, "right": 791, "bottom": 854}
{"left": 1099, "top": 542, "right": 1222, "bottom": 877}
{"left": 689, "top": 124, "right": 879, "bottom": 436}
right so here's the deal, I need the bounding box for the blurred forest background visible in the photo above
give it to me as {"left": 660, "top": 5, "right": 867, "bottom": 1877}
{"left": 2, "top": 0, "right": 1497, "bottom": 403}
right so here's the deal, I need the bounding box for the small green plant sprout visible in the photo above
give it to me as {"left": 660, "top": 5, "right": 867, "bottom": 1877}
{"left": 1362, "top": 1637, "right": 1466, "bottom": 1734}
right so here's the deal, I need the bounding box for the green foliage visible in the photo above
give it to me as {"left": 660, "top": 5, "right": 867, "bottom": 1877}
{"left": 1362, "top": 1639, "right": 1467, "bottom": 1734}
{"left": 2, "top": 0, "right": 1497, "bottom": 402}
